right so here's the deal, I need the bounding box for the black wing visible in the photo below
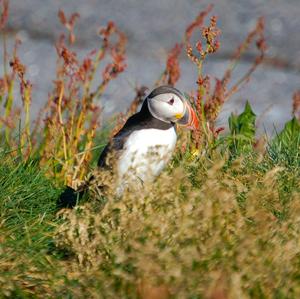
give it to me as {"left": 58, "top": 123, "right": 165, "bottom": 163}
{"left": 97, "top": 99, "right": 173, "bottom": 167}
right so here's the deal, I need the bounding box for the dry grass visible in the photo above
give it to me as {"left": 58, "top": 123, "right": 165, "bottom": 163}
{"left": 2, "top": 152, "right": 299, "bottom": 298}
{"left": 48, "top": 156, "right": 300, "bottom": 297}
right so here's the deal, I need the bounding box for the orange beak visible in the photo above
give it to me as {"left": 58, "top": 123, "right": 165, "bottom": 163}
{"left": 177, "top": 103, "right": 199, "bottom": 130}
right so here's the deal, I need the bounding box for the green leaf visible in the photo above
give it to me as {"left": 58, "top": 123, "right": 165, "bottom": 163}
{"left": 229, "top": 101, "right": 256, "bottom": 137}
{"left": 268, "top": 117, "right": 300, "bottom": 167}
{"left": 227, "top": 101, "right": 256, "bottom": 155}
{"left": 273, "top": 117, "right": 300, "bottom": 148}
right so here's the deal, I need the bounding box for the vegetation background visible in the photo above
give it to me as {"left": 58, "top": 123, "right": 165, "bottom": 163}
{"left": 0, "top": 1, "right": 300, "bottom": 298}
{"left": 3, "top": 0, "right": 300, "bottom": 132}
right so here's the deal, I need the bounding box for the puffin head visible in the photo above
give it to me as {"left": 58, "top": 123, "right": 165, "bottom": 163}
{"left": 147, "top": 85, "right": 199, "bottom": 130}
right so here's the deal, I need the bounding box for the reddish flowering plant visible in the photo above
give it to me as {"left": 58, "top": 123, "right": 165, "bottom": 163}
{"left": 10, "top": 56, "right": 33, "bottom": 109}
{"left": 157, "top": 43, "right": 183, "bottom": 87}
{"left": 58, "top": 10, "right": 80, "bottom": 44}
{"left": 166, "top": 43, "right": 183, "bottom": 86}
{"left": 185, "top": 4, "right": 216, "bottom": 68}
{"left": 0, "top": 35, "right": 33, "bottom": 157}
{"left": 292, "top": 90, "right": 300, "bottom": 121}
{"left": 33, "top": 14, "right": 127, "bottom": 183}
{"left": 222, "top": 17, "right": 266, "bottom": 101}
{"left": 184, "top": 5, "right": 221, "bottom": 148}
{"left": 0, "top": 78, "right": 7, "bottom": 96}
{"left": 0, "top": 0, "right": 8, "bottom": 30}
{"left": 96, "top": 21, "right": 127, "bottom": 97}
{"left": 182, "top": 6, "right": 266, "bottom": 150}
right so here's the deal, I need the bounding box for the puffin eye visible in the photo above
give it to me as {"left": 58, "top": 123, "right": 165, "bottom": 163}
{"left": 168, "top": 98, "right": 175, "bottom": 105}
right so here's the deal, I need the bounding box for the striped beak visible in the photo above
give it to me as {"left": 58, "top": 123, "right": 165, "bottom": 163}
{"left": 176, "top": 102, "right": 199, "bottom": 130}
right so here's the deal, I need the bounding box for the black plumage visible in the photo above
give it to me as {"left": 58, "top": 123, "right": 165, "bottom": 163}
{"left": 98, "top": 99, "right": 174, "bottom": 168}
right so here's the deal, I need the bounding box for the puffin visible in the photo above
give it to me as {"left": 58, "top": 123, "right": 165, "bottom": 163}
{"left": 57, "top": 85, "right": 199, "bottom": 208}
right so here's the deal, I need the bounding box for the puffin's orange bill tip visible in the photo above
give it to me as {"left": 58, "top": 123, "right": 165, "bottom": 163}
{"left": 188, "top": 105, "right": 199, "bottom": 130}
{"left": 178, "top": 104, "right": 199, "bottom": 130}
{"left": 186, "top": 106, "right": 199, "bottom": 130}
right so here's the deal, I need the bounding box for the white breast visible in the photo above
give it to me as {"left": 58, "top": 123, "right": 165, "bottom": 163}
{"left": 117, "top": 127, "right": 177, "bottom": 193}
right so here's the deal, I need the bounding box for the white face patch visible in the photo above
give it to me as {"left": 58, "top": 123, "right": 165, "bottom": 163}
{"left": 147, "top": 93, "right": 186, "bottom": 123}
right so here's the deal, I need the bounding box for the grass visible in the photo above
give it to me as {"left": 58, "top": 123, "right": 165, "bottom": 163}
{"left": 1, "top": 125, "right": 300, "bottom": 298}
{"left": 1, "top": 1, "right": 300, "bottom": 298}
{"left": 0, "top": 155, "right": 60, "bottom": 296}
